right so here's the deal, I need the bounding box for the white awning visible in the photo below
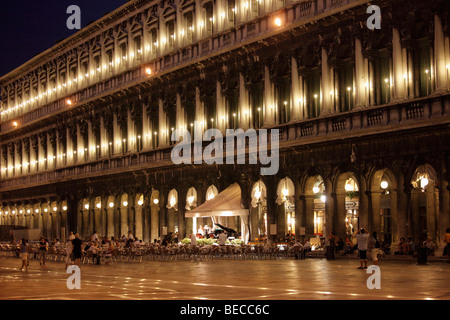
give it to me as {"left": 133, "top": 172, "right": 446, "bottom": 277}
{"left": 185, "top": 183, "right": 249, "bottom": 217}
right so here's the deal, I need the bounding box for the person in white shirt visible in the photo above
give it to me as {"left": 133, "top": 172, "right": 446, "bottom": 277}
{"left": 91, "top": 231, "right": 98, "bottom": 242}
{"left": 218, "top": 231, "right": 227, "bottom": 246}
{"left": 356, "top": 227, "right": 370, "bottom": 269}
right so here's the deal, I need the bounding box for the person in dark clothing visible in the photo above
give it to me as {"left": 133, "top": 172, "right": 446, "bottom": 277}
{"left": 72, "top": 233, "right": 83, "bottom": 267}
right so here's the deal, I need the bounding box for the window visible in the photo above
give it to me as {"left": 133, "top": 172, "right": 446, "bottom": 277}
{"left": 134, "top": 36, "right": 142, "bottom": 61}
{"left": 166, "top": 20, "right": 175, "bottom": 51}
{"left": 184, "top": 11, "right": 194, "bottom": 43}
{"left": 106, "top": 49, "right": 113, "bottom": 72}
{"left": 228, "top": 0, "right": 236, "bottom": 26}
{"left": 204, "top": 2, "right": 214, "bottom": 37}
{"left": 120, "top": 43, "right": 127, "bottom": 66}
{"left": 150, "top": 28, "right": 158, "bottom": 56}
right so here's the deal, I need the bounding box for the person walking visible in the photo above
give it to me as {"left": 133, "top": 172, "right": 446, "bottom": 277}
{"left": 39, "top": 237, "right": 48, "bottom": 266}
{"left": 65, "top": 239, "right": 73, "bottom": 268}
{"left": 356, "top": 227, "right": 370, "bottom": 269}
{"left": 72, "top": 233, "right": 83, "bottom": 267}
{"left": 369, "top": 232, "right": 381, "bottom": 265}
{"left": 19, "top": 238, "right": 29, "bottom": 271}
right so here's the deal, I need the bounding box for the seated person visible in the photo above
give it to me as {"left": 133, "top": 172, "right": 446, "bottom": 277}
{"left": 396, "top": 237, "right": 408, "bottom": 255}
{"left": 407, "top": 237, "right": 416, "bottom": 255}
{"left": 87, "top": 242, "right": 101, "bottom": 264}
{"left": 423, "top": 237, "right": 436, "bottom": 256}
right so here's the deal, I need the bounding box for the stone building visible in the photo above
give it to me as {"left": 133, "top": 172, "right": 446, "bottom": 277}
{"left": 0, "top": 0, "right": 449, "bottom": 251}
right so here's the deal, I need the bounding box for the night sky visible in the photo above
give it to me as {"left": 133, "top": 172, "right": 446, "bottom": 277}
{"left": 0, "top": 0, "right": 127, "bottom": 78}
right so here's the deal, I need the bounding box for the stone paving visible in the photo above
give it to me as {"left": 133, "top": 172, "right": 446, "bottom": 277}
{"left": 0, "top": 256, "right": 449, "bottom": 300}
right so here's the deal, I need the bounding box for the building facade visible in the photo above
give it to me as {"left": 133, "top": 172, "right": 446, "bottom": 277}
{"left": 0, "top": 0, "right": 449, "bottom": 250}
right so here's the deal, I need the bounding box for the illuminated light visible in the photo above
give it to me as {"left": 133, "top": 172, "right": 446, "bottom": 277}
{"left": 109, "top": 202, "right": 114, "bottom": 208}
{"left": 384, "top": 78, "right": 389, "bottom": 83}
{"left": 44, "top": 208, "right": 48, "bottom": 213}
{"left": 380, "top": 181, "right": 389, "bottom": 189}
{"left": 347, "top": 87, "right": 351, "bottom": 91}
{"left": 84, "top": 204, "right": 89, "bottom": 210}
{"left": 63, "top": 206, "right": 67, "bottom": 211}
{"left": 138, "top": 200, "right": 143, "bottom": 206}
{"left": 314, "top": 94, "right": 318, "bottom": 99}
{"left": 53, "top": 207, "right": 57, "bottom": 212}
{"left": 96, "top": 203, "right": 101, "bottom": 209}
{"left": 19, "top": 210, "right": 23, "bottom": 214}
{"left": 123, "top": 201, "right": 128, "bottom": 207}
{"left": 66, "top": 99, "right": 72, "bottom": 106}
{"left": 187, "top": 196, "right": 195, "bottom": 204}
{"left": 321, "top": 195, "right": 326, "bottom": 202}
{"left": 13, "top": 121, "right": 18, "bottom": 127}
{"left": 27, "top": 209, "right": 31, "bottom": 214}
{"left": 345, "top": 183, "right": 354, "bottom": 192}
{"left": 154, "top": 132, "right": 157, "bottom": 135}
{"left": 313, "top": 186, "right": 320, "bottom": 194}
{"left": 153, "top": 198, "right": 159, "bottom": 205}
{"left": 425, "top": 69, "right": 429, "bottom": 74}
{"left": 274, "top": 18, "right": 282, "bottom": 27}
{"left": 145, "top": 68, "right": 152, "bottom": 75}
{"left": 420, "top": 177, "right": 429, "bottom": 189}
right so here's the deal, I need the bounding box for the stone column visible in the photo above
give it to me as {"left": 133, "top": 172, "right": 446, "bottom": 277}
{"left": 321, "top": 48, "right": 332, "bottom": 113}
{"left": 371, "top": 191, "right": 381, "bottom": 234}
{"left": 264, "top": 176, "right": 277, "bottom": 243}
{"left": 335, "top": 193, "right": 346, "bottom": 240}
{"left": 435, "top": 15, "right": 447, "bottom": 92}
{"left": 178, "top": 188, "right": 187, "bottom": 240}
{"left": 323, "top": 179, "right": 335, "bottom": 242}
{"left": 159, "top": 190, "right": 168, "bottom": 240}
{"left": 392, "top": 27, "right": 406, "bottom": 101}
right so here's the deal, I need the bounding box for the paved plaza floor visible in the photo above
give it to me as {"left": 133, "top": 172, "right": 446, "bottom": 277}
{"left": 0, "top": 256, "right": 449, "bottom": 300}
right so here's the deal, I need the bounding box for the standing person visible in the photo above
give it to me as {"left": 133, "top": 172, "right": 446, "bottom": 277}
{"left": 39, "top": 237, "right": 48, "bottom": 266}
{"left": 218, "top": 231, "right": 227, "bottom": 246}
{"left": 356, "top": 227, "right": 370, "bottom": 269}
{"left": 444, "top": 228, "right": 450, "bottom": 263}
{"left": 72, "top": 233, "right": 83, "bottom": 267}
{"left": 292, "top": 239, "right": 303, "bottom": 259}
{"left": 65, "top": 239, "right": 73, "bottom": 268}
{"left": 68, "top": 232, "right": 75, "bottom": 241}
{"left": 19, "top": 238, "right": 29, "bottom": 271}
{"left": 91, "top": 231, "right": 98, "bottom": 243}
{"left": 128, "top": 231, "right": 134, "bottom": 241}
{"left": 369, "top": 232, "right": 381, "bottom": 265}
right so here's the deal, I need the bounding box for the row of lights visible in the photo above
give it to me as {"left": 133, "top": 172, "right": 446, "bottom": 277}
{"left": 3, "top": 64, "right": 153, "bottom": 123}
{"left": 0, "top": 206, "right": 68, "bottom": 215}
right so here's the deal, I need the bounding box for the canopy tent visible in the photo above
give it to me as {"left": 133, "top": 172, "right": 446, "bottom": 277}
{"left": 185, "top": 183, "right": 249, "bottom": 243}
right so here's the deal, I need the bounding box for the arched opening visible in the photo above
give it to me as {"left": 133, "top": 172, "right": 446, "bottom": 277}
{"left": 410, "top": 164, "right": 438, "bottom": 244}
{"left": 166, "top": 189, "right": 178, "bottom": 237}
{"left": 185, "top": 187, "right": 199, "bottom": 237}
{"left": 250, "top": 180, "right": 267, "bottom": 242}
{"left": 276, "top": 177, "right": 295, "bottom": 241}
{"left": 305, "top": 175, "right": 326, "bottom": 249}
